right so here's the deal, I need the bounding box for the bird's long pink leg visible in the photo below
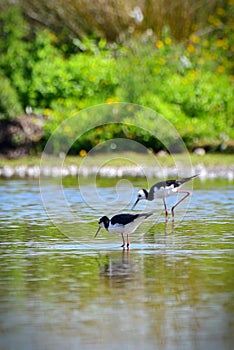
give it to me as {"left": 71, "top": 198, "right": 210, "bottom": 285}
{"left": 126, "top": 234, "right": 130, "bottom": 250}
{"left": 171, "top": 190, "right": 190, "bottom": 217}
{"left": 121, "top": 233, "right": 125, "bottom": 248}
{"left": 163, "top": 197, "right": 169, "bottom": 219}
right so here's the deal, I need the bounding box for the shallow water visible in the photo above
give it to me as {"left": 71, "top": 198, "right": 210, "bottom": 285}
{"left": 0, "top": 178, "right": 233, "bottom": 350}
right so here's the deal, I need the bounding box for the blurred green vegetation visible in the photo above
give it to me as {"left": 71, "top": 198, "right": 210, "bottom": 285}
{"left": 0, "top": 1, "right": 233, "bottom": 154}
{"left": 0, "top": 153, "right": 234, "bottom": 168}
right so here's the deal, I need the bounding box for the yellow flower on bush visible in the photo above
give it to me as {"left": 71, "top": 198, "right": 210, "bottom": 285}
{"left": 156, "top": 40, "right": 164, "bottom": 49}
{"left": 216, "top": 39, "right": 228, "bottom": 49}
{"left": 208, "top": 15, "right": 221, "bottom": 26}
{"left": 187, "top": 44, "right": 195, "bottom": 53}
{"left": 214, "top": 18, "right": 222, "bottom": 26}
{"left": 208, "top": 15, "right": 215, "bottom": 24}
{"left": 44, "top": 108, "right": 52, "bottom": 116}
{"left": 190, "top": 70, "right": 198, "bottom": 79}
{"left": 216, "top": 66, "right": 225, "bottom": 74}
{"left": 190, "top": 34, "right": 200, "bottom": 44}
{"left": 96, "top": 128, "right": 102, "bottom": 134}
{"left": 106, "top": 97, "right": 119, "bottom": 104}
{"left": 79, "top": 149, "right": 87, "bottom": 157}
{"left": 187, "top": 125, "right": 193, "bottom": 132}
{"left": 49, "top": 32, "right": 58, "bottom": 43}
{"left": 165, "top": 37, "right": 171, "bottom": 45}
{"left": 216, "top": 8, "right": 225, "bottom": 16}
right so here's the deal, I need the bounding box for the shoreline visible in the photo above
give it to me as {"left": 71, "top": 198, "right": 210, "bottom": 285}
{"left": 0, "top": 163, "right": 233, "bottom": 180}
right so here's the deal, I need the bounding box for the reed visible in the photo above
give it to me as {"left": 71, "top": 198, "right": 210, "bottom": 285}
{"left": 0, "top": 0, "right": 228, "bottom": 42}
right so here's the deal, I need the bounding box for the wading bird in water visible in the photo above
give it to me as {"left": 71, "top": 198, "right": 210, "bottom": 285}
{"left": 132, "top": 175, "right": 199, "bottom": 219}
{"left": 94, "top": 212, "right": 153, "bottom": 249}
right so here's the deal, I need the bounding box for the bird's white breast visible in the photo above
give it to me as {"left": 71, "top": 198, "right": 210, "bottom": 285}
{"left": 108, "top": 223, "right": 125, "bottom": 235}
{"left": 108, "top": 217, "right": 146, "bottom": 235}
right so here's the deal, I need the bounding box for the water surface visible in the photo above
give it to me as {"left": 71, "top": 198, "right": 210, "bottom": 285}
{"left": 0, "top": 178, "right": 233, "bottom": 350}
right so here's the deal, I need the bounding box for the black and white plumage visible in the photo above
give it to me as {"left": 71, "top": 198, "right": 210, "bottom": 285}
{"left": 94, "top": 212, "right": 153, "bottom": 248}
{"left": 132, "top": 175, "right": 199, "bottom": 218}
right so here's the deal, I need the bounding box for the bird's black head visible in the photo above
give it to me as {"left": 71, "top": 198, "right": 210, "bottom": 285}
{"left": 98, "top": 216, "right": 109, "bottom": 229}
{"left": 131, "top": 189, "right": 148, "bottom": 210}
{"left": 94, "top": 216, "right": 109, "bottom": 238}
{"left": 139, "top": 189, "right": 149, "bottom": 199}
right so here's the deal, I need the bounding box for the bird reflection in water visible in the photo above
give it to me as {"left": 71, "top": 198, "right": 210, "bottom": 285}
{"left": 97, "top": 251, "right": 137, "bottom": 284}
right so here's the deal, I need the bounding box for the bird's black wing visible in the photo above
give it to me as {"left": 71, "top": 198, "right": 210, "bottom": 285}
{"left": 153, "top": 179, "right": 179, "bottom": 189}
{"left": 111, "top": 214, "right": 140, "bottom": 226}
{"left": 111, "top": 213, "right": 153, "bottom": 226}
{"left": 176, "top": 174, "right": 199, "bottom": 185}
{"left": 153, "top": 175, "right": 199, "bottom": 189}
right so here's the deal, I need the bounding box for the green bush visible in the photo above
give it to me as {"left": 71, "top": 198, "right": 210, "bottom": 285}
{"left": 0, "top": 4, "right": 233, "bottom": 153}
{"left": 116, "top": 10, "right": 234, "bottom": 150}
{"left": 29, "top": 33, "right": 117, "bottom": 108}
{"left": 0, "top": 74, "right": 23, "bottom": 120}
{"left": 0, "top": 6, "right": 31, "bottom": 109}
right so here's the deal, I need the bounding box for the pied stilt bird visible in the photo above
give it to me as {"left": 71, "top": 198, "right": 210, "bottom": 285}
{"left": 94, "top": 212, "right": 153, "bottom": 248}
{"left": 132, "top": 175, "right": 199, "bottom": 218}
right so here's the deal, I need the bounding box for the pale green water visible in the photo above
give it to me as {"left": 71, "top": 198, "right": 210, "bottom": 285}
{"left": 0, "top": 178, "right": 233, "bottom": 350}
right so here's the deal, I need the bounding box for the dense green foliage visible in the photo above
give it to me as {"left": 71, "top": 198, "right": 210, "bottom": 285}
{"left": 0, "top": 4, "right": 233, "bottom": 153}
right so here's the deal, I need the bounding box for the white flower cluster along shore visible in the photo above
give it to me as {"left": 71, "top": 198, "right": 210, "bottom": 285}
{"left": 0, "top": 164, "right": 233, "bottom": 180}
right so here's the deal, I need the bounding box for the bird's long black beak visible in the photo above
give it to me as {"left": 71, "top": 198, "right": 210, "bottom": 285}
{"left": 94, "top": 225, "right": 101, "bottom": 238}
{"left": 131, "top": 198, "right": 139, "bottom": 210}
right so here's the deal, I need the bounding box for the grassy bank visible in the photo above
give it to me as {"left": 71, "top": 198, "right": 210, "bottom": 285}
{"left": 0, "top": 153, "right": 233, "bottom": 168}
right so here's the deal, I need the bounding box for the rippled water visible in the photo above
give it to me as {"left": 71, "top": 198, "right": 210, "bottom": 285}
{"left": 0, "top": 178, "right": 233, "bottom": 350}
